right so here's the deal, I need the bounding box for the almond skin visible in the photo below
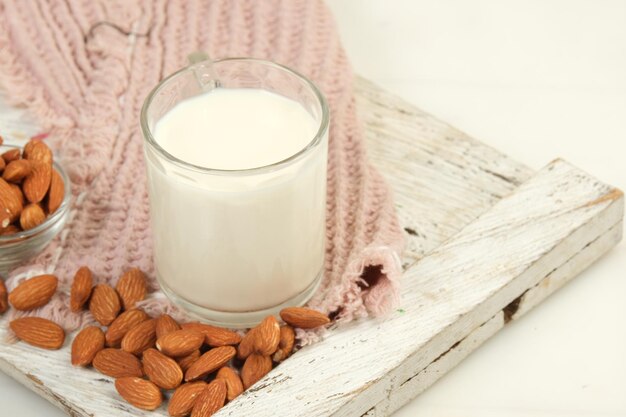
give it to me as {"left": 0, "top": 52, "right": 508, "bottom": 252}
{"left": 168, "top": 381, "right": 207, "bottom": 417}
{"left": 181, "top": 322, "right": 241, "bottom": 347}
{"left": 279, "top": 307, "right": 330, "bottom": 329}
{"left": 241, "top": 353, "right": 273, "bottom": 390}
{"left": 156, "top": 329, "right": 204, "bottom": 358}
{"left": 216, "top": 367, "right": 244, "bottom": 401}
{"left": 142, "top": 348, "right": 183, "bottom": 390}
{"left": 115, "top": 268, "right": 147, "bottom": 310}
{"left": 253, "top": 315, "right": 280, "bottom": 356}
{"left": 0, "top": 177, "right": 23, "bottom": 222}
{"left": 71, "top": 325, "right": 105, "bottom": 366}
{"left": 89, "top": 284, "right": 121, "bottom": 326}
{"left": 177, "top": 349, "right": 201, "bottom": 372}
{"left": 185, "top": 346, "right": 237, "bottom": 382}
{"left": 92, "top": 348, "right": 143, "bottom": 378}
{"left": 237, "top": 327, "right": 257, "bottom": 360}
{"left": 191, "top": 379, "right": 226, "bottom": 417}
{"left": 46, "top": 168, "right": 64, "bottom": 214}
{"left": 155, "top": 313, "right": 181, "bottom": 339}
{"left": 20, "top": 203, "right": 46, "bottom": 230}
{"left": 105, "top": 309, "right": 149, "bottom": 347}
{"left": 0, "top": 279, "right": 8, "bottom": 314}
{"left": 115, "top": 377, "right": 162, "bottom": 411}
{"left": 121, "top": 318, "right": 157, "bottom": 355}
{"left": 10, "top": 317, "right": 65, "bottom": 350}
{"left": 22, "top": 160, "right": 52, "bottom": 204}
{"left": 2, "top": 159, "right": 31, "bottom": 183}
{"left": 273, "top": 325, "right": 296, "bottom": 362}
{"left": 70, "top": 266, "right": 93, "bottom": 312}
{"left": 8, "top": 274, "right": 58, "bottom": 311}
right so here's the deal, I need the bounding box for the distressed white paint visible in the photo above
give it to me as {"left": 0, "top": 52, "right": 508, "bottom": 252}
{"left": 0, "top": 79, "right": 622, "bottom": 417}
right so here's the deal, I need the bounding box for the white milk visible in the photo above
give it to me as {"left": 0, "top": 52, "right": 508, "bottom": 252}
{"left": 146, "top": 88, "right": 327, "bottom": 315}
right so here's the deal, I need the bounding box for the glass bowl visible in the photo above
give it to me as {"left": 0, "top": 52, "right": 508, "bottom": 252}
{"left": 0, "top": 144, "right": 71, "bottom": 275}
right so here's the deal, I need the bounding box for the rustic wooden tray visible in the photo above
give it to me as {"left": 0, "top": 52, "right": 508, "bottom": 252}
{"left": 0, "top": 77, "right": 622, "bottom": 417}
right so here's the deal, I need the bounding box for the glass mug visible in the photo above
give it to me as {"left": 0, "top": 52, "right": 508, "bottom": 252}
{"left": 141, "top": 57, "right": 329, "bottom": 327}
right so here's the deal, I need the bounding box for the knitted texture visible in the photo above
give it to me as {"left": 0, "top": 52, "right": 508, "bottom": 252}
{"left": 0, "top": 0, "right": 405, "bottom": 334}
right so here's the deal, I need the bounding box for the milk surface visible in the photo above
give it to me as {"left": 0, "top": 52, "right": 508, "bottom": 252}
{"left": 155, "top": 88, "right": 318, "bottom": 169}
{"left": 147, "top": 88, "right": 327, "bottom": 315}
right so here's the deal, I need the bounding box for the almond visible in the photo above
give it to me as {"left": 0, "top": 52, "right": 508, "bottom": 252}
{"left": 23, "top": 140, "right": 52, "bottom": 164}
{"left": 236, "top": 327, "right": 256, "bottom": 360}
{"left": 253, "top": 315, "right": 280, "bottom": 356}
{"left": 115, "top": 377, "right": 162, "bottom": 411}
{"left": 92, "top": 348, "right": 143, "bottom": 378}
{"left": 105, "top": 308, "right": 149, "bottom": 347}
{"left": 142, "top": 348, "right": 183, "bottom": 390}
{"left": 121, "top": 318, "right": 157, "bottom": 355}
{"left": 2, "top": 159, "right": 31, "bottom": 183}
{"left": 0, "top": 155, "right": 4, "bottom": 172}
{"left": 71, "top": 325, "right": 105, "bottom": 366}
{"left": 241, "top": 353, "right": 272, "bottom": 390}
{"left": 156, "top": 313, "right": 181, "bottom": 339}
{"left": 216, "top": 367, "right": 243, "bottom": 401}
{"left": 115, "top": 268, "right": 147, "bottom": 310}
{"left": 8, "top": 274, "right": 58, "bottom": 311}
{"left": 10, "top": 317, "right": 65, "bottom": 350}
{"left": 168, "top": 381, "right": 207, "bottom": 417}
{"left": 70, "top": 266, "right": 93, "bottom": 312}
{"left": 1, "top": 148, "right": 21, "bottom": 164}
{"left": 89, "top": 284, "right": 121, "bottom": 326}
{"left": 1, "top": 207, "right": 10, "bottom": 229}
{"left": 181, "top": 322, "right": 241, "bottom": 347}
{"left": 0, "top": 177, "right": 23, "bottom": 222}
{"left": 0, "top": 279, "right": 8, "bottom": 314}
{"left": 279, "top": 307, "right": 330, "bottom": 329}
{"left": 185, "top": 346, "right": 236, "bottom": 382}
{"left": 22, "top": 160, "right": 52, "bottom": 204}
{"left": 20, "top": 203, "right": 46, "bottom": 230}
{"left": 156, "top": 329, "right": 204, "bottom": 358}
{"left": 47, "top": 168, "right": 64, "bottom": 214}
{"left": 272, "top": 325, "right": 295, "bottom": 362}
{"left": 191, "top": 379, "right": 226, "bottom": 417}
{"left": 177, "top": 349, "right": 201, "bottom": 372}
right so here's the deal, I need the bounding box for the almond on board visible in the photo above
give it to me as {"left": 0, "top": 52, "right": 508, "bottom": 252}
{"left": 279, "top": 307, "right": 330, "bottom": 329}
{"left": 142, "top": 348, "right": 183, "bottom": 390}
{"left": 252, "top": 315, "right": 280, "bottom": 356}
{"left": 191, "top": 379, "right": 226, "bottom": 417}
{"left": 115, "top": 268, "right": 147, "bottom": 310}
{"left": 185, "top": 346, "right": 236, "bottom": 382}
{"left": 92, "top": 348, "right": 143, "bottom": 378}
{"left": 121, "top": 318, "right": 157, "bottom": 355}
{"left": 89, "top": 284, "right": 121, "bottom": 326}
{"left": 10, "top": 317, "right": 65, "bottom": 350}
{"left": 71, "top": 326, "right": 105, "bottom": 366}
{"left": 105, "top": 308, "right": 149, "bottom": 347}
{"left": 216, "top": 366, "right": 244, "bottom": 401}
{"left": 168, "top": 381, "right": 207, "bottom": 417}
{"left": 156, "top": 328, "right": 204, "bottom": 358}
{"left": 272, "top": 325, "right": 295, "bottom": 363}
{"left": 241, "top": 353, "right": 272, "bottom": 390}
{"left": 70, "top": 266, "right": 93, "bottom": 312}
{"left": 115, "top": 377, "right": 162, "bottom": 411}
{"left": 8, "top": 274, "right": 58, "bottom": 311}
{"left": 181, "top": 322, "right": 241, "bottom": 347}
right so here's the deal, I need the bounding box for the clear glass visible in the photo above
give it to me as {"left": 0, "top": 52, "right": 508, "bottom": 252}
{"left": 0, "top": 145, "right": 71, "bottom": 276}
{"left": 141, "top": 58, "right": 329, "bottom": 327}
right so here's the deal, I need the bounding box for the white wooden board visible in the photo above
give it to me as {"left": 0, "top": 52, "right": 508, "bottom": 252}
{"left": 0, "top": 78, "right": 622, "bottom": 417}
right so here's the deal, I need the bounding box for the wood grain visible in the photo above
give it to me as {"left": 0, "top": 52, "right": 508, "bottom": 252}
{"left": 0, "top": 78, "right": 621, "bottom": 417}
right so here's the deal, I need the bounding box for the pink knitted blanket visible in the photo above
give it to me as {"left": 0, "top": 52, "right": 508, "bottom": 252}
{"left": 0, "top": 0, "right": 404, "bottom": 333}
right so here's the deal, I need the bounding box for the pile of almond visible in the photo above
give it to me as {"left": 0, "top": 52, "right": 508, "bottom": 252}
{"left": 0, "top": 136, "right": 65, "bottom": 234}
{"left": 0, "top": 266, "right": 330, "bottom": 416}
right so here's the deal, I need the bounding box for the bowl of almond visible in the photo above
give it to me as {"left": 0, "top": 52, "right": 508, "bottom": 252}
{"left": 0, "top": 138, "right": 70, "bottom": 273}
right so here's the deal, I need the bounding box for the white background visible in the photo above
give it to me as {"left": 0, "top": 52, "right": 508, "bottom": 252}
{"left": 1, "top": 1, "right": 625, "bottom": 416}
